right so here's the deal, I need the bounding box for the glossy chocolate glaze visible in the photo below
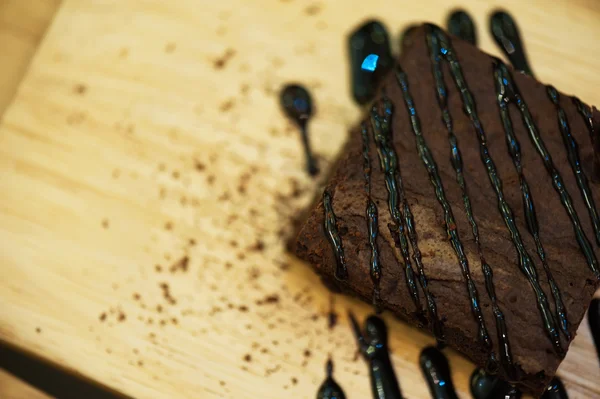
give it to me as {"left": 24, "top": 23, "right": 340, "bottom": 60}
{"left": 280, "top": 84, "right": 318, "bottom": 175}
{"left": 349, "top": 313, "right": 403, "bottom": 399}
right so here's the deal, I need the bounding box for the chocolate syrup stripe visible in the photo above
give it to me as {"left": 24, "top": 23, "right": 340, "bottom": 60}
{"left": 370, "top": 102, "right": 423, "bottom": 317}
{"left": 572, "top": 97, "right": 595, "bottom": 143}
{"left": 547, "top": 87, "right": 600, "bottom": 250}
{"left": 425, "top": 24, "right": 564, "bottom": 356}
{"left": 425, "top": 30, "right": 515, "bottom": 377}
{"left": 492, "top": 65, "right": 570, "bottom": 341}
{"left": 489, "top": 10, "right": 600, "bottom": 252}
{"left": 394, "top": 67, "right": 493, "bottom": 360}
{"left": 572, "top": 98, "right": 600, "bottom": 236}
{"left": 493, "top": 61, "right": 600, "bottom": 279}
{"left": 361, "top": 123, "right": 382, "bottom": 308}
{"left": 323, "top": 190, "right": 348, "bottom": 281}
{"left": 374, "top": 99, "right": 445, "bottom": 340}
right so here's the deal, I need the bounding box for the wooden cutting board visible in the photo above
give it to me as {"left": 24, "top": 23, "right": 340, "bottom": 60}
{"left": 1, "top": 0, "right": 599, "bottom": 398}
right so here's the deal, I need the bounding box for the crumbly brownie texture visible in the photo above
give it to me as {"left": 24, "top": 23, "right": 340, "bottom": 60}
{"left": 295, "top": 24, "right": 600, "bottom": 396}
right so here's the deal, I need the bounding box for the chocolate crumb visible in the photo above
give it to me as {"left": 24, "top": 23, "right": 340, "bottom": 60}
{"left": 99, "top": 312, "right": 107, "bottom": 322}
{"left": 219, "top": 99, "right": 235, "bottom": 112}
{"left": 169, "top": 256, "right": 189, "bottom": 273}
{"left": 238, "top": 305, "right": 249, "bottom": 312}
{"left": 118, "top": 312, "right": 126, "bottom": 322}
{"left": 304, "top": 3, "right": 321, "bottom": 15}
{"left": 194, "top": 161, "right": 206, "bottom": 171}
{"left": 35, "top": 327, "right": 41, "bottom": 333}
{"left": 214, "top": 48, "right": 236, "bottom": 69}
{"left": 291, "top": 377, "right": 298, "bottom": 385}
{"left": 73, "top": 83, "right": 87, "bottom": 95}
{"left": 303, "top": 349, "right": 311, "bottom": 358}
{"left": 165, "top": 42, "right": 176, "bottom": 53}
{"left": 250, "top": 240, "right": 265, "bottom": 252}
{"left": 155, "top": 264, "right": 162, "bottom": 272}
{"left": 243, "top": 354, "right": 252, "bottom": 362}
{"left": 133, "top": 293, "right": 141, "bottom": 300}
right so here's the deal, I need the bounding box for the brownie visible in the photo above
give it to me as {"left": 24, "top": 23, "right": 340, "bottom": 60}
{"left": 295, "top": 24, "right": 600, "bottom": 396}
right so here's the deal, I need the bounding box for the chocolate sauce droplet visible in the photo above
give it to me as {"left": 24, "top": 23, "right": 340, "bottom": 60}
{"left": 419, "top": 346, "right": 458, "bottom": 399}
{"left": 589, "top": 298, "right": 600, "bottom": 366}
{"left": 280, "top": 84, "right": 318, "bottom": 175}
{"left": 317, "top": 359, "right": 347, "bottom": 399}
{"left": 490, "top": 11, "right": 533, "bottom": 76}
{"left": 470, "top": 368, "right": 522, "bottom": 399}
{"left": 349, "top": 313, "right": 403, "bottom": 399}
{"left": 541, "top": 377, "right": 568, "bottom": 399}
{"left": 447, "top": 10, "right": 477, "bottom": 45}
{"left": 349, "top": 20, "right": 393, "bottom": 105}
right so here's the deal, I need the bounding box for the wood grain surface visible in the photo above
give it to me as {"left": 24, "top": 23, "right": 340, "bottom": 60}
{"left": 0, "top": 0, "right": 60, "bottom": 117}
{"left": 0, "top": 1, "right": 599, "bottom": 398}
{"left": 0, "top": 1, "right": 59, "bottom": 396}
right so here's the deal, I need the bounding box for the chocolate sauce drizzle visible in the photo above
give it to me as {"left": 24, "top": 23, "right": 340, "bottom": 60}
{"left": 470, "top": 368, "right": 522, "bottom": 399}
{"left": 547, "top": 86, "right": 600, "bottom": 247}
{"left": 361, "top": 123, "right": 383, "bottom": 309}
{"left": 572, "top": 97, "right": 600, "bottom": 183}
{"left": 447, "top": 10, "right": 477, "bottom": 45}
{"left": 349, "top": 313, "right": 403, "bottom": 399}
{"left": 349, "top": 21, "right": 394, "bottom": 105}
{"left": 425, "top": 25, "right": 565, "bottom": 356}
{"left": 589, "top": 298, "right": 600, "bottom": 366}
{"left": 492, "top": 65, "right": 570, "bottom": 341}
{"left": 541, "top": 377, "right": 568, "bottom": 399}
{"left": 419, "top": 346, "right": 458, "bottom": 399}
{"left": 425, "top": 29, "right": 514, "bottom": 377}
{"left": 280, "top": 84, "right": 319, "bottom": 176}
{"left": 369, "top": 101, "right": 422, "bottom": 316}
{"left": 323, "top": 190, "right": 348, "bottom": 280}
{"left": 317, "top": 359, "right": 347, "bottom": 399}
{"left": 490, "top": 11, "right": 533, "bottom": 76}
{"left": 395, "top": 66, "right": 492, "bottom": 357}
{"left": 493, "top": 61, "right": 600, "bottom": 280}
{"left": 573, "top": 97, "right": 595, "bottom": 142}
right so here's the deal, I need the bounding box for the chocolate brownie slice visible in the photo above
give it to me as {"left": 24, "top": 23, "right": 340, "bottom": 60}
{"left": 295, "top": 24, "right": 600, "bottom": 396}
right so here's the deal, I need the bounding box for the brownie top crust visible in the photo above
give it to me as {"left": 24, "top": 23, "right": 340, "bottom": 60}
{"left": 295, "top": 24, "right": 600, "bottom": 396}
